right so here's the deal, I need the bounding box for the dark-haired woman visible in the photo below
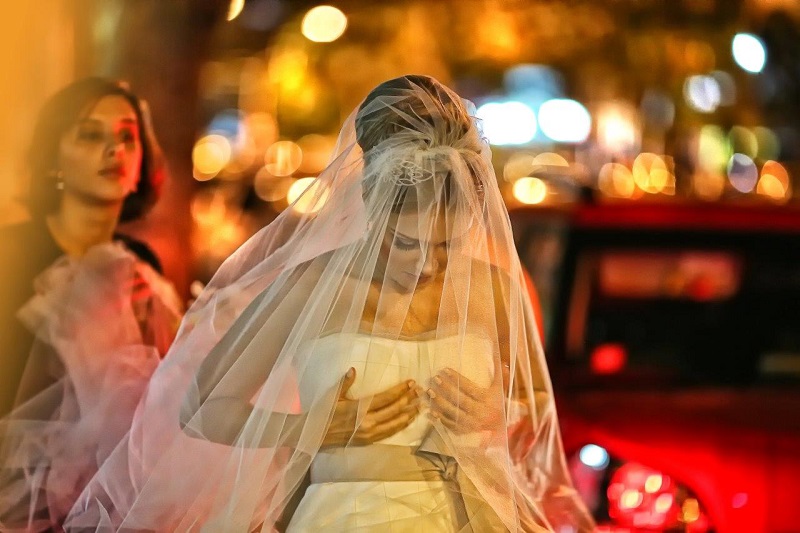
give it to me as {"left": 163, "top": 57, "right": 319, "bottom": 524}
{"left": 0, "top": 77, "right": 182, "bottom": 531}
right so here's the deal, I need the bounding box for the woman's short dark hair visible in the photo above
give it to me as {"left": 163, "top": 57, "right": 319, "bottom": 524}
{"left": 26, "top": 77, "right": 164, "bottom": 223}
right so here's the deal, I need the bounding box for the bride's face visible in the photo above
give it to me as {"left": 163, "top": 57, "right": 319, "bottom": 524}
{"left": 376, "top": 209, "right": 451, "bottom": 293}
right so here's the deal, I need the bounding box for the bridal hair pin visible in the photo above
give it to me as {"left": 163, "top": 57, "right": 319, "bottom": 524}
{"left": 386, "top": 160, "right": 432, "bottom": 186}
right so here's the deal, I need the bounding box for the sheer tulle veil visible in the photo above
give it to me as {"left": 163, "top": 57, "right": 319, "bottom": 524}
{"left": 66, "top": 75, "right": 594, "bottom": 532}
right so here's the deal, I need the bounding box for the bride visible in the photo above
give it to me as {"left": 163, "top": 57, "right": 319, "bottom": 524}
{"left": 67, "top": 75, "right": 593, "bottom": 532}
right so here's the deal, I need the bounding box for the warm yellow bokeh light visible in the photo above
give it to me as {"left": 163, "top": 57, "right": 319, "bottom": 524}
{"left": 597, "top": 101, "right": 641, "bottom": 154}
{"left": 619, "top": 489, "right": 643, "bottom": 510}
{"left": 633, "top": 153, "right": 672, "bottom": 194}
{"left": 698, "top": 125, "right": 730, "bottom": 173}
{"left": 254, "top": 168, "right": 294, "bottom": 202}
{"left": 644, "top": 474, "right": 663, "bottom": 493}
{"left": 227, "top": 0, "right": 245, "bottom": 21}
{"left": 654, "top": 493, "right": 674, "bottom": 514}
{"left": 265, "top": 140, "right": 303, "bottom": 177}
{"left": 503, "top": 153, "right": 536, "bottom": 182}
{"left": 532, "top": 152, "right": 570, "bottom": 167}
{"left": 598, "top": 163, "right": 636, "bottom": 198}
{"left": 288, "top": 177, "right": 330, "bottom": 214}
{"left": 302, "top": 6, "right": 348, "bottom": 43}
{"left": 682, "top": 498, "right": 701, "bottom": 523}
{"left": 192, "top": 135, "right": 232, "bottom": 179}
{"left": 513, "top": 177, "right": 548, "bottom": 205}
{"left": 757, "top": 160, "right": 791, "bottom": 202}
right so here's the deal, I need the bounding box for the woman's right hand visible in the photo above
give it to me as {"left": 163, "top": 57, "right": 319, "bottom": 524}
{"left": 322, "top": 368, "right": 420, "bottom": 447}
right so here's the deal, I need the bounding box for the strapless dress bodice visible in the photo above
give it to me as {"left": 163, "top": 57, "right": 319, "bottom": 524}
{"left": 295, "top": 333, "right": 494, "bottom": 447}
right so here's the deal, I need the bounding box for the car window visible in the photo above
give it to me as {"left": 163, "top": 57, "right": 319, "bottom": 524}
{"left": 519, "top": 223, "right": 800, "bottom": 388}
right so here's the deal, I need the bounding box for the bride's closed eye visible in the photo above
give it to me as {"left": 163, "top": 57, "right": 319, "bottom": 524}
{"left": 393, "top": 236, "right": 418, "bottom": 250}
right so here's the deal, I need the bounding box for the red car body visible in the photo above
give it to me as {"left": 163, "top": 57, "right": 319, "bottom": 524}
{"left": 513, "top": 202, "right": 800, "bottom": 533}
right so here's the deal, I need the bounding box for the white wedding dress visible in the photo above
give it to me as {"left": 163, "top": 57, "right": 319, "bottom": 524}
{"left": 287, "top": 333, "right": 494, "bottom": 532}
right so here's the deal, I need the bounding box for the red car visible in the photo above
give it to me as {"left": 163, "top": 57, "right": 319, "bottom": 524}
{"left": 512, "top": 202, "right": 800, "bottom": 533}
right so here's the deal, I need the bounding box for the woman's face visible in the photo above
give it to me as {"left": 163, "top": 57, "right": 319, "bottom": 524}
{"left": 56, "top": 95, "right": 142, "bottom": 207}
{"left": 377, "top": 209, "right": 451, "bottom": 293}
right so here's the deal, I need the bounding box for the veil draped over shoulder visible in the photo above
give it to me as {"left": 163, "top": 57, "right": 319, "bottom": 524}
{"left": 0, "top": 243, "right": 182, "bottom": 531}
{"left": 66, "top": 75, "right": 594, "bottom": 532}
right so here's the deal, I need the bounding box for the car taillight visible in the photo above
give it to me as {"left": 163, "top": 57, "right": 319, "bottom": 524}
{"left": 569, "top": 445, "right": 714, "bottom": 532}
{"left": 608, "top": 462, "right": 710, "bottom": 531}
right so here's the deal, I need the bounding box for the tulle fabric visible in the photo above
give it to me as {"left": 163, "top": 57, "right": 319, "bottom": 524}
{"left": 0, "top": 243, "right": 182, "bottom": 531}
{"left": 66, "top": 76, "right": 594, "bottom": 532}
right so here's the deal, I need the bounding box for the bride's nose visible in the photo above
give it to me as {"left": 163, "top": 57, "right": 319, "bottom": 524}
{"left": 418, "top": 248, "right": 439, "bottom": 277}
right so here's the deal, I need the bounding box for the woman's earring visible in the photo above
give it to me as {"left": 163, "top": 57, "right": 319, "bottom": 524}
{"left": 51, "top": 170, "right": 65, "bottom": 190}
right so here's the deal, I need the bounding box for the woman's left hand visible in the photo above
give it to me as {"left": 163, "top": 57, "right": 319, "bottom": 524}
{"left": 427, "top": 368, "right": 504, "bottom": 433}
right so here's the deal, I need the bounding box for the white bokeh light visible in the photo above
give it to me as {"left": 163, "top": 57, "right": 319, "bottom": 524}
{"left": 684, "top": 75, "right": 722, "bottom": 113}
{"left": 727, "top": 153, "right": 759, "bottom": 193}
{"left": 732, "top": 33, "right": 767, "bottom": 74}
{"left": 579, "top": 444, "right": 610, "bottom": 470}
{"left": 538, "top": 99, "right": 592, "bottom": 143}
{"left": 476, "top": 101, "right": 537, "bottom": 145}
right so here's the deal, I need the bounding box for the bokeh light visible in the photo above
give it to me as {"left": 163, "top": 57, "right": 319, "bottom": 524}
{"left": 227, "top": 0, "right": 245, "bottom": 21}
{"left": 728, "top": 126, "right": 758, "bottom": 159}
{"left": 599, "top": 163, "right": 636, "bottom": 198}
{"left": 757, "top": 160, "right": 791, "bottom": 203}
{"left": 727, "top": 153, "right": 758, "bottom": 193}
{"left": 265, "top": 140, "right": 303, "bottom": 176}
{"left": 632, "top": 153, "right": 674, "bottom": 194}
{"left": 538, "top": 99, "right": 591, "bottom": 143}
{"left": 503, "top": 153, "right": 536, "bottom": 182}
{"left": 302, "top": 6, "right": 348, "bottom": 43}
{"left": 513, "top": 177, "right": 548, "bottom": 205}
{"left": 192, "top": 134, "right": 232, "bottom": 180}
{"left": 596, "top": 101, "right": 641, "bottom": 154}
{"left": 753, "top": 126, "right": 780, "bottom": 161}
{"left": 697, "top": 125, "right": 730, "bottom": 173}
{"left": 684, "top": 75, "right": 721, "bottom": 113}
{"left": 254, "top": 168, "right": 294, "bottom": 202}
{"left": 532, "top": 152, "right": 570, "bottom": 167}
{"left": 287, "top": 176, "right": 330, "bottom": 214}
{"left": 476, "top": 101, "right": 537, "bottom": 145}
{"left": 732, "top": 33, "right": 767, "bottom": 74}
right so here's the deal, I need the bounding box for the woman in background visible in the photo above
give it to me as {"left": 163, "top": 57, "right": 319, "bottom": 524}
{"left": 0, "top": 77, "right": 182, "bottom": 531}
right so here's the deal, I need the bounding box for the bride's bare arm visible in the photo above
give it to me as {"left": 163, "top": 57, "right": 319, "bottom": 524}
{"left": 180, "top": 262, "right": 419, "bottom": 448}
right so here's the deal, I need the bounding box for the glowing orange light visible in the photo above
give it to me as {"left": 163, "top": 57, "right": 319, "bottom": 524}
{"left": 757, "top": 160, "right": 791, "bottom": 203}
{"left": 227, "top": 0, "right": 245, "bottom": 21}
{"left": 192, "top": 135, "right": 232, "bottom": 179}
{"left": 532, "top": 152, "right": 570, "bottom": 167}
{"left": 302, "top": 6, "right": 348, "bottom": 43}
{"left": 513, "top": 177, "right": 547, "bottom": 205}
{"left": 265, "top": 140, "right": 303, "bottom": 176}
{"left": 254, "top": 168, "right": 293, "bottom": 203}
{"left": 632, "top": 153, "right": 673, "bottom": 194}
{"left": 682, "top": 498, "right": 701, "bottom": 523}
{"left": 287, "top": 177, "right": 329, "bottom": 214}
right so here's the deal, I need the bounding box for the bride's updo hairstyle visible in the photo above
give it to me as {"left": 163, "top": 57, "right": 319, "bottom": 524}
{"left": 354, "top": 75, "right": 486, "bottom": 213}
